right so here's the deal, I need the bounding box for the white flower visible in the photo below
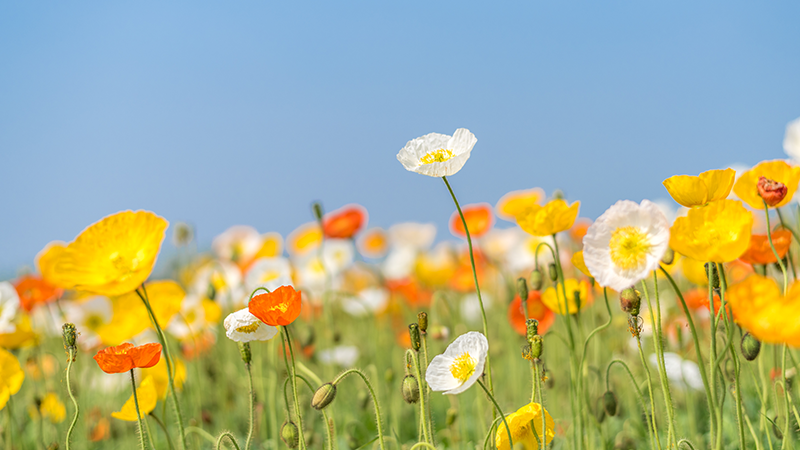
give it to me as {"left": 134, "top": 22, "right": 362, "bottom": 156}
{"left": 167, "top": 294, "right": 208, "bottom": 340}
{"left": 426, "top": 331, "right": 488, "bottom": 395}
{"left": 381, "top": 247, "right": 418, "bottom": 280}
{"left": 460, "top": 293, "right": 493, "bottom": 324}
{"left": 0, "top": 282, "right": 20, "bottom": 334}
{"left": 223, "top": 308, "right": 278, "bottom": 342}
{"left": 784, "top": 117, "right": 800, "bottom": 161}
{"left": 648, "top": 352, "right": 704, "bottom": 391}
{"left": 245, "top": 257, "right": 294, "bottom": 293}
{"left": 583, "top": 200, "right": 670, "bottom": 292}
{"left": 397, "top": 128, "right": 477, "bottom": 177}
{"left": 190, "top": 260, "right": 244, "bottom": 311}
{"left": 318, "top": 345, "right": 359, "bottom": 367}
{"left": 212, "top": 225, "right": 263, "bottom": 264}
{"left": 388, "top": 222, "right": 437, "bottom": 250}
{"left": 341, "top": 288, "right": 389, "bottom": 317}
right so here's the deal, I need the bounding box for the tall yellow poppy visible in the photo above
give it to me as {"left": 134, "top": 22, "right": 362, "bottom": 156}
{"left": 669, "top": 200, "right": 752, "bottom": 263}
{"left": 662, "top": 168, "right": 735, "bottom": 208}
{"left": 733, "top": 160, "right": 800, "bottom": 209}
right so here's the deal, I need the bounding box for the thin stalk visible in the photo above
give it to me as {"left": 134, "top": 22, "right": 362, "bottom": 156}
{"left": 781, "top": 348, "right": 791, "bottom": 450}
{"left": 65, "top": 348, "right": 79, "bottom": 450}
{"left": 215, "top": 432, "right": 242, "bottom": 450}
{"left": 281, "top": 325, "right": 307, "bottom": 450}
{"left": 776, "top": 209, "right": 799, "bottom": 279}
{"left": 150, "top": 412, "right": 176, "bottom": 450}
{"left": 642, "top": 277, "right": 676, "bottom": 448}
{"left": 332, "top": 368, "right": 386, "bottom": 450}
{"left": 717, "top": 263, "right": 746, "bottom": 450}
{"left": 764, "top": 200, "right": 788, "bottom": 294}
{"left": 707, "top": 263, "right": 720, "bottom": 450}
{"left": 420, "top": 332, "right": 434, "bottom": 446}
{"left": 637, "top": 335, "right": 663, "bottom": 450}
{"left": 408, "top": 350, "right": 431, "bottom": 444}
{"left": 5, "top": 401, "right": 12, "bottom": 450}
{"left": 477, "top": 378, "right": 513, "bottom": 449}
{"left": 245, "top": 361, "right": 255, "bottom": 450}
{"left": 130, "top": 369, "right": 148, "bottom": 450}
{"left": 535, "top": 361, "right": 548, "bottom": 450}
{"left": 295, "top": 374, "right": 334, "bottom": 450}
{"left": 606, "top": 360, "right": 657, "bottom": 450}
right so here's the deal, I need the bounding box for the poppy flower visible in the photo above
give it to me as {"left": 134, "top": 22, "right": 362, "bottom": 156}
{"left": 14, "top": 275, "right": 62, "bottom": 313}
{"left": 357, "top": 227, "right": 389, "bottom": 259}
{"left": 111, "top": 376, "right": 157, "bottom": 421}
{"left": 223, "top": 308, "right": 279, "bottom": 342}
{"left": 733, "top": 160, "right": 800, "bottom": 209}
{"left": 397, "top": 128, "right": 477, "bottom": 177}
{"left": 426, "top": 332, "right": 488, "bottom": 395}
{"left": 450, "top": 203, "right": 494, "bottom": 239}
{"left": 495, "top": 402, "right": 555, "bottom": 449}
{"left": 541, "top": 278, "right": 592, "bottom": 315}
{"left": 516, "top": 199, "right": 580, "bottom": 237}
{"left": 323, "top": 204, "right": 368, "bottom": 239}
{"left": 287, "top": 222, "right": 323, "bottom": 257}
{"left": 248, "top": 285, "right": 302, "bottom": 326}
{"left": 39, "top": 392, "right": 66, "bottom": 423}
{"left": 93, "top": 342, "right": 162, "bottom": 374}
{"left": 508, "top": 291, "right": 555, "bottom": 336}
{"left": 0, "top": 347, "right": 24, "bottom": 411}
{"left": 495, "top": 188, "right": 545, "bottom": 222}
{"left": 740, "top": 230, "right": 792, "bottom": 265}
{"left": 212, "top": 225, "right": 263, "bottom": 267}
{"left": 662, "top": 168, "right": 735, "bottom": 208}
{"left": 727, "top": 275, "right": 800, "bottom": 347}
{"left": 670, "top": 200, "right": 753, "bottom": 263}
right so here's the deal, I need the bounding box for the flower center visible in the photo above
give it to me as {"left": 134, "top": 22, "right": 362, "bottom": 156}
{"left": 235, "top": 322, "right": 261, "bottom": 334}
{"left": 609, "top": 226, "right": 651, "bottom": 271}
{"left": 449, "top": 352, "right": 476, "bottom": 382}
{"left": 420, "top": 149, "right": 455, "bottom": 165}
{"left": 84, "top": 313, "right": 104, "bottom": 332}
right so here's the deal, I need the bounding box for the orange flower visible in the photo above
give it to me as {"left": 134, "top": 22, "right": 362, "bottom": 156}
{"left": 386, "top": 278, "right": 432, "bottom": 307}
{"left": 569, "top": 218, "right": 592, "bottom": 244}
{"left": 93, "top": 343, "right": 162, "bottom": 374}
{"left": 683, "top": 288, "right": 718, "bottom": 311}
{"left": 248, "top": 285, "right": 302, "bottom": 326}
{"left": 323, "top": 204, "right": 368, "bottom": 239}
{"left": 508, "top": 291, "right": 555, "bottom": 336}
{"left": 739, "top": 230, "right": 792, "bottom": 265}
{"left": 449, "top": 203, "right": 494, "bottom": 238}
{"left": 14, "top": 275, "right": 62, "bottom": 312}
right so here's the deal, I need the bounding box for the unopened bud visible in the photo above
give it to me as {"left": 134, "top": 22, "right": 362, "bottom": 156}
{"left": 529, "top": 270, "right": 544, "bottom": 291}
{"left": 526, "top": 319, "right": 539, "bottom": 342}
{"left": 417, "top": 312, "right": 428, "bottom": 333}
{"left": 619, "top": 288, "right": 641, "bottom": 316}
{"left": 61, "top": 323, "right": 77, "bottom": 358}
{"left": 548, "top": 263, "right": 558, "bottom": 282}
{"left": 281, "top": 421, "right": 300, "bottom": 448}
{"left": 311, "top": 383, "right": 337, "bottom": 410}
{"left": 401, "top": 375, "right": 420, "bottom": 404}
{"left": 773, "top": 415, "right": 784, "bottom": 440}
{"left": 758, "top": 176, "right": 788, "bottom": 207}
{"left": 704, "top": 263, "right": 720, "bottom": 289}
{"left": 530, "top": 335, "right": 543, "bottom": 360}
{"left": 516, "top": 278, "right": 528, "bottom": 303}
{"left": 238, "top": 342, "right": 252, "bottom": 365}
{"left": 603, "top": 391, "right": 618, "bottom": 416}
{"left": 312, "top": 202, "right": 324, "bottom": 222}
{"left": 741, "top": 332, "right": 762, "bottom": 361}
{"left": 446, "top": 407, "right": 458, "bottom": 426}
{"left": 661, "top": 248, "right": 675, "bottom": 265}
{"left": 408, "top": 323, "right": 421, "bottom": 351}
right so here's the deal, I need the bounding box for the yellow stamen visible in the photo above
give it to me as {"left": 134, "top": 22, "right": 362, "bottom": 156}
{"left": 235, "top": 322, "right": 261, "bottom": 334}
{"left": 609, "top": 226, "right": 651, "bottom": 271}
{"left": 420, "top": 149, "right": 455, "bottom": 165}
{"left": 449, "top": 352, "right": 476, "bottom": 382}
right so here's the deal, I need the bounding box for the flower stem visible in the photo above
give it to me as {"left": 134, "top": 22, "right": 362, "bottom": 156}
{"left": 535, "top": 361, "right": 547, "bottom": 450}
{"left": 149, "top": 412, "right": 176, "bottom": 450}
{"left": 332, "top": 368, "right": 386, "bottom": 450}
{"left": 215, "top": 432, "right": 242, "bottom": 450}
{"left": 606, "top": 360, "right": 657, "bottom": 450}
{"left": 706, "top": 263, "right": 720, "bottom": 450}
{"left": 764, "top": 199, "right": 789, "bottom": 295}
{"left": 281, "top": 325, "right": 307, "bottom": 450}
{"left": 476, "top": 378, "right": 513, "bottom": 449}
{"left": 130, "top": 369, "right": 148, "bottom": 450}
{"left": 420, "top": 332, "right": 434, "bottom": 446}
{"left": 65, "top": 348, "right": 79, "bottom": 450}
{"left": 245, "top": 361, "right": 255, "bottom": 450}
{"left": 636, "top": 335, "right": 663, "bottom": 450}
{"left": 408, "top": 349, "right": 431, "bottom": 444}
{"left": 716, "top": 264, "right": 746, "bottom": 450}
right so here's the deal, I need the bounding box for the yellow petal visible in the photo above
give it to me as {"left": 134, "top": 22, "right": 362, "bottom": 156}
{"left": 680, "top": 256, "right": 709, "bottom": 286}
{"left": 734, "top": 160, "right": 800, "bottom": 210}
{"left": 100, "top": 281, "right": 185, "bottom": 345}
{"left": 142, "top": 357, "right": 186, "bottom": 400}
{"left": 111, "top": 376, "right": 158, "bottom": 421}
{"left": 517, "top": 200, "right": 580, "bottom": 237}
{"left": 669, "top": 200, "right": 753, "bottom": 263}
{"left": 495, "top": 188, "right": 545, "bottom": 221}
{"left": 728, "top": 275, "right": 800, "bottom": 347}
{"left": 571, "top": 251, "right": 592, "bottom": 278}
{"left": 541, "top": 279, "right": 589, "bottom": 314}
{"left": 698, "top": 168, "right": 735, "bottom": 203}
{"left": 662, "top": 175, "right": 708, "bottom": 208}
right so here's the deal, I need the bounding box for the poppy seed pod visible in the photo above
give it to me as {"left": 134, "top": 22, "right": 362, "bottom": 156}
{"left": 661, "top": 247, "right": 675, "bottom": 265}
{"left": 516, "top": 277, "right": 528, "bottom": 304}
{"left": 238, "top": 342, "right": 252, "bottom": 365}
{"left": 758, "top": 176, "right": 788, "bottom": 207}
{"left": 704, "top": 263, "right": 720, "bottom": 290}
{"left": 619, "top": 288, "right": 641, "bottom": 316}
{"left": 529, "top": 270, "right": 544, "bottom": 291}
{"left": 312, "top": 202, "right": 324, "bottom": 222}
{"left": 401, "top": 375, "right": 420, "bottom": 404}
{"left": 417, "top": 311, "right": 428, "bottom": 333}
{"left": 311, "top": 383, "right": 337, "bottom": 410}
{"left": 548, "top": 263, "right": 558, "bottom": 282}
{"left": 281, "top": 421, "right": 300, "bottom": 448}
{"left": 741, "top": 332, "right": 762, "bottom": 361}
{"left": 603, "top": 391, "right": 618, "bottom": 416}
{"left": 408, "top": 323, "right": 421, "bottom": 352}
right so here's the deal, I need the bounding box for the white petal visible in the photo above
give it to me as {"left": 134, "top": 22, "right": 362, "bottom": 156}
{"left": 425, "top": 355, "right": 460, "bottom": 392}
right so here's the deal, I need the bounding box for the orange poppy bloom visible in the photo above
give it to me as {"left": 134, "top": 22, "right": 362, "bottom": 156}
{"left": 739, "top": 230, "right": 792, "bottom": 265}
{"left": 323, "top": 204, "right": 368, "bottom": 239}
{"left": 449, "top": 203, "right": 494, "bottom": 239}
{"left": 683, "top": 288, "right": 716, "bottom": 311}
{"left": 248, "top": 285, "right": 302, "bottom": 326}
{"left": 508, "top": 291, "right": 555, "bottom": 336}
{"left": 181, "top": 330, "right": 216, "bottom": 361}
{"left": 14, "top": 275, "right": 62, "bottom": 312}
{"left": 386, "top": 278, "right": 432, "bottom": 307}
{"left": 93, "top": 343, "right": 162, "bottom": 374}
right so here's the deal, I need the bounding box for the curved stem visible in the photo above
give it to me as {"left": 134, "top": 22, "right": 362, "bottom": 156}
{"left": 477, "top": 378, "right": 513, "bottom": 449}
{"left": 642, "top": 277, "right": 675, "bottom": 448}
{"left": 245, "top": 362, "right": 255, "bottom": 450}
{"left": 677, "top": 439, "right": 697, "bottom": 450}
{"left": 149, "top": 412, "right": 176, "bottom": 450}
{"left": 332, "top": 368, "right": 386, "bottom": 450}
{"left": 410, "top": 443, "right": 438, "bottom": 450}
{"left": 764, "top": 199, "right": 788, "bottom": 294}
{"left": 535, "top": 361, "right": 547, "bottom": 450}
{"left": 716, "top": 264, "right": 746, "bottom": 450}
{"left": 215, "top": 432, "right": 242, "bottom": 450}
{"left": 64, "top": 348, "right": 79, "bottom": 450}
{"left": 295, "top": 374, "right": 334, "bottom": 450}
{"left": 185, "top": 426, "right": 218, "bottom": 444}
{"left": 130, "top": 369, "right": 148, "bottom": 450}
{"left": 606, "top": 359, "right": 657, "bottom": 450}
{"left": 281, "top": 325, "right": 307, "bottom": 450}
{"left": 483, "top": 417, "right": 503, "bottom": 450}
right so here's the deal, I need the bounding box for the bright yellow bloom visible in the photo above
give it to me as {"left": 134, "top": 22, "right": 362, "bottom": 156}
{"left": 0, "top": 315, "right": 38, "bottom": 349}
{"left": 662, "top": 168, "right": 735, "bottom": 208}
{"left": 0, "top": 347, "right": 24, "bottom": 411}
{"left": 111, "top": 376, "right": 158, "bottom": 421}
{"left": 495, "top": 402, "right": 555, "bottom": 450}
{"left": 516, "top": 199, "right": 580, "bottom": 237}
{"left": 727, "top": 275, "right": 800, "bottom": 347}
{"left": 51, "top": 211, "right": 168, "bottom": 296}
{"left": 142, "top": 357, "right": 186, "bottom": 400}
{"left": 680, "top": 256, "right": 710, "bottom": 286}
{"left": 99, "top": 281, "right": 185, "bottom": 345}
{"left": 571, "top": 251, "right": 591, "bottom": 278}
{"left": 669, "top": 200, "right": 753, "bottom": 263}
{"left": 40, "top": 392, "right": 66, "bottom": 423}
{"left": 734, "top": 160, "right": 800, "bottom": 209}
{"left": 495, "top": 188, "right": 545, "bottom": 221}
{"left": 541, "top": 278, "right": 590, "bottom": 314}
{"left": 36, "top": 241, "right": 69, "bottom": 289}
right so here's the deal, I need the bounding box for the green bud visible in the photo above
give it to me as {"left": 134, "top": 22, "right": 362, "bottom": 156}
{"left": 548, "top": 263, "right": 558, "bottom": 282}
{"left": 661, "top": 248, "right": 675, "bottom": 265}
{"left": 529, "top": 270, "right": 544, "bottom": 291}
{"left": 773, "top": 416, "right": 783, "bottom": 440}
{"left": 311, "top": 383, "right": 337, "bottom": 410}
{"left": 603, "top": 391, "right": 618, "bottom": 416}
{"left": 312, "top": 201, "right": 324, "bottom": 223}
{"left": 704, "top": 262, "right": 720, "bottom": 289}
{"left": 408, "top": 323, "right": 421, "bottom": 352}
{"left": 417, "top": 311, "right": 428, "bottom": 333}
{"left": 530, "top": 335, "right": 543, "bottom": 360}
{"left": 741, "top": 332, "right": 762, "bottom": 361}
{"left": 526, "top": 319, "right": 539, "bottom": 343}
{"left": 61, "top": 323, "right": 77, "bottom": 358}
{"left": 401, "top": 375, "right": 420, "bottom": 404}
{"left": 172, "top": 222, "right": 194, "bottom": 247}
{"left": 619, "top": 288, "right": 641, "bottom": 316}
{"left": 281, "top": 421, "right": 300, "bottom": 448}
{"left": 238, "top": 342, "right": 252, "bottom": 365}
{"left": 516, "top": 277, "right": 528, "bottom": 302}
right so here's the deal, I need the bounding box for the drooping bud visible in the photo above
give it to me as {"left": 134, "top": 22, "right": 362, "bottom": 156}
{"left": 772, "top": 416, "right": 784, "bottom": 440}
{"left": 758, "top": 176, "right": 788, "bottom": 207}
{"left": 446, "top": 407, "right": 458, "bottom": 426}
{"left": 61, "top": 323, "right": 77, "bottom": 360}
{"left": 529, "top": 270, "right": 544, "bottom": 291}
{"left": 238, "top": 342, "right": 252, "bottom": 365}
{"left": 661, "top": 247, "right": 675, "bottom": 265}
{"left": 704, "top": 263, "right": 720, "bottom": 289}
{"left": 619, "top": 288, "right": 641, "bottom": 316}
{"left": 401, "top": 375, "right": 420, "bottom": 404}
{"left": 311, "top": 383, "right": 337, "bottom": 410}
{"left": 741, "top": 332, "right": 762, "bottom": 362}
{"left": 603, "top": 391, "right": 618, "bottom": 416}
{"left": 516, "top": 278, "right": 528, "bottom": 304}
{"left": 281, "top": 421, "right": 300, "bottom": 448}
{"left": 417, "top": 312, "right": 428, "bottom": 333}
{"left": 408, "top": 323, "right": 421, "bottom": 352}
{"left": 548, "top": 263, "right": 558, "bottom": 282}
{"left": 526, "top": 319, "right": 539, "bottom": 343}
{"left": 312, "top": 201, "right": 324, "bottom": 223}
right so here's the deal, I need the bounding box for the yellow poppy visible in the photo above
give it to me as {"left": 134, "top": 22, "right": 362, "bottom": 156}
{"left": 111, "top": 375, "right": 158, "bottom": 421}
{"left": 733, "top": 160, "right": 800, "bottom": 209}
{"left": 0, "top": 315, "right": 38, "bottom": 349}
{"left": 495, "top": 402, "right": 555, "bottom": 450}
{"left": 286, "top": 222, "right": 322, "bottom": 257}
{"left": 0, "top": 347, "right": 24, "bottom": 411}
{"left": 40, "top": 392, "right": 66, "bottom": 423}
{"left": 36, "top": 241, "right": 69, "bottom": 289}
{"left": 669, "top": 200, "right": 753, "bottom": 263}
{"left": 727, "top": 275, "right": 800, "bottom": 347}
{"left": 252, "top": 232, "right": 284, "bottom": 259}
{"left": 680, "top": 256, "right": 709, "bottom": 286}
{"left": 516, "top": 199, "right": 580, "bottom": 237}
{"left": 571, "top": 250, "right": 591, "bottom": 278}
{"left": 51, "top": 211, "right": 168, "bottom": 296}
{"left": 99, "top": 281, "right": 185, "bottom": 345}
{"left": 495, "top": 188, "right": 545, "bottom": 221}
{"left": 541, "top": 278, "right": 591, "bottom": 315}
{"left": 662, "top": 168, "right": 735, "bottom": 208}
{"left": 415, "top": 245, "right": 457, "bottom": 288}
{"left": 141, "top": 357, "right": 187, "bottom": 400}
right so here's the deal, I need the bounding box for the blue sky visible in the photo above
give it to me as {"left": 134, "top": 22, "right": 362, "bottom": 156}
{"left": 1, "top": 1, "right": 798, "bottom": 276}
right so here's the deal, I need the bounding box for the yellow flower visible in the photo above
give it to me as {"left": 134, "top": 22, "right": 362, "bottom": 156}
{"left": 571, "top": 251, "right": 591, "bottom": 278}
{"left": 727, "top": 275, "right": 800, "bottom": 347}
{"left": 669, "top": 200, "right": 753, "bottom": 263}
{"left": 662, "top": 168, "right": 735, "bottom": 208}
{"left": 111, "top": 376, "right": 158, "bottom": 421}
{"left": 541, "top": 278, "right": 590, "bottom": 315}
{"left": 51, "top": 211, "right": 168, "bottom": 296}
{"left": 99, "top": 281, "right": 185, "bottom": 345}
{"left": 516, "top": 199, "right": 580, "bottom": 237}
{"left": 733, "top": 160, "right": 800, "bottom": 209}
{"left": 415, "top": 244, "right": 457, "bottom": 288}
{"left": 495, "top": 402, "right": 555, "bottom": 450}
{"left": 495, "top": 188, "right": 545, "bottom": 222}
{"left": 0, "top": 347, "right": 24, "bottom": 411}
{"left": 680, "top": 256, "right": 709, "bottom": 286}
{"left": 36, "top": 241, "right": 69, "bottom": 289}
{"left": 141, "top": 357, "right": 186, "bottom": 400}
{"left": 40, "top": 392, "right": 66, "bottom": 423}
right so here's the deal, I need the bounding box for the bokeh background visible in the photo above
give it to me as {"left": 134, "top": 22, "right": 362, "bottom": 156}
{"left": 2, "top": 1, "right": 799, "bottom": 276}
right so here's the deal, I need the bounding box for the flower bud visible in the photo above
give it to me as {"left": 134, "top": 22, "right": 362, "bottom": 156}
{"left": 704, "top": 263, "right": 720, "bottom": 289}
{"left": 773, "top": 416, "right": 783, "bottom": 440}
{"left": 238, "top": 342, "right": 252, "bottom": 365}
{"left": 758, "top": 176, "right": 788, "bottom": 207}
{"left": 408, "top": 323, "right": 421, "bottom": 351}
{"left": 172, "top": 222, "right": 194, "bottom": 247}
{"left": 603, "top": 391, "right": 618, "bottom": 416}
{"left": 661, "top": 247, "right": 675, "bottom": 265}
{"left": 619, "top": 288, "right": 641, "bottom": 316}
{"left": 526, "top": 319, "right": 539, "bottom": 343}
{"left": 741, "top": 332, "right": 762, "bottom": 362}
{"left": 530, "top": 335, "right": 543, "bottom": 360}
{"left": 312, "top": 201, "right": 324, "bottom": 222}
{"left": 548, "top": 263, "right": 558, "bottom": 282}
{"left": 61, "top": 323, "right": 77, "bottom": 358}
{"left": 401, "top": 375, "right": 420, "bottom": 404}
{"left": 281, "top": 421, "right": 300, "bottom": 448}
{"left": 516, "top": 278, "right": 528, "bottom": 304}
{"left": 417, "top": 312, "right": 428, "bottom": 333}
{"left": 529, "top": 270, "right": 544, "bottom": 291}
{"left": 446, "top": 407, "right": 458, "bottom": 426}
{"left": 311, "top": 383, "right": 337, "bottom": 410}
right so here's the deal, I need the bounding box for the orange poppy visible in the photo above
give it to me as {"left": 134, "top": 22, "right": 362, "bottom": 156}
{"left": 14, "top": 275, "right": 62, "bottom": 312}
{"left": 508, "top": 291, "right": 555, "bottom": 336}
{"left": 248, "top": 285, "right": 302, "bottom": 326}
{"left": 683, "top": 288, "right": 715, "bottom": 311}
{"left": 323, "top": 204, "right": 368, "bottom": 239}
{"left": 449, "top": 203, "right": 494, "bottom": 239}
{"left": 93, "top": 343, "right": 162, "bottom": 374}
{"left": 569, "top": 218, "right": 592, "bottom": 244}
{"left": 739, "top": 230, "right": 792, "bottom": 265}
{"left": 386, "top": 278, "right": 432, "bottom": 307}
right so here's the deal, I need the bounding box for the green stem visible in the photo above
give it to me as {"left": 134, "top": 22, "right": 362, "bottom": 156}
{"left": 215, "top": 432, "right": 242, "bottom": 450}
{"left": 717, "top": 263, "right": 746, "bottom": 450}
{"left": 131, "top": 369, "right": 148, "bottom": 450}
{"left": 477, "top": 378, "right": 513, "bottom": 449}
{"left": 409, "top": 443, "right": 438, "bottom": 450}
{"left": 420, "top": 332, "right": 434, "bottom": 446}
{"left": 295, "top": 374, "right": 334, "bottom": 450}
{"left": 332, "top": 368, "right": 386, "bottom": 450}
{"left": 5, "top": 401, "right": 12, "bottom": 450}
{"left": 781, "top": 347, "right": 791, "bottom": 450}
{"left": 636, "top": 334, "right": 663, "bottom": 450}
{"left": 149, "top": 413, "right": 176, "bottom": 450}
{"left": 764, "top": 200, "right": 788, "bottom": 294}
{"left": 535, "top": 361, "right": 547, "bottom": 450}
{"left": 776, "top": 209, "right": 799, "bottom": 280}
{"left": 65, "top": 348, "right": 79, "bottom": 450}
{"left": 407, "top": 350, "right": 431, "bottom": 444}
{"left": 677, "top": 439, "right": 697, "bottom": 450}
{"left": 706, "top": 264, "right": 720, "bottom": 450}
{"left": 245, "top": 361, "right": 255, "bottom": 450}
{"left": 642, "top": 277, "right": 676, "bottom": 448}
{"left": 281, "top": 325, "right": 307, "bottom": 450}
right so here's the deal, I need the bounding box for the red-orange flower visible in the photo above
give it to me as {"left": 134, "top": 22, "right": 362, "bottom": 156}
{"left": 739, "top": 230, "right": 792, "bottom": 265}
{"left": 450, "top": 203, "right": 494, "bottom": 239}
{"left": 93, "top": 343, "right": 162, "bottom": 374}
{"left": 14, "top": 275, "right": 62, "bottom": 312}
{"left": 323, "top": 204, "right": 368, "bottom": 239}
{"left": 248, "top": 285, "right": 302, "bottom": 326}
{"left": 508, "top": 291, "right": 555, "bottom": 336}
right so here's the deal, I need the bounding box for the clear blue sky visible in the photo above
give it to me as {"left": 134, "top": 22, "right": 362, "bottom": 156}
{"left": 1, "top": 1, "right": 798, "bottom": 276}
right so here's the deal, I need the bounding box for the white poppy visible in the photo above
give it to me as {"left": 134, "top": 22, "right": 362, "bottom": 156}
{"left": 388, "top": 223, "right": 437, "bottom": 250}
{"left": 0, "top": 282, "right": 20, "bottom": 334}
{"left": 245, "top": 257, "right": 294, "bottom": 294}
{"left": 167, "top": 294, "right": 208, "bottom": 340}
{"left": 649, "top": 352, "right": 704, "bottom": 391}
{"left": 381, "top": 247, "right": 418, "bottom": 281}
{"left": 223, "top": 308, "right": 278, "bottom": 342}
{"left": 784, "top": 117, "right": 800, "bottom": 162}
{"left": 426, "top": 331, "right": 488, "bottom": 395}
{"left": 583, "top": 200, "right": 670, "bottom": 292}
{"left": 341, "top": 288, "right": 389, "bottom": 317}
{"left": 397, "top": 128, "right": 477, "bottom": 177}
{"left": 212, "top": 225, "right": 263, "bottom": 264}
{"left": 190, "top": 260, "right": 244, "bottom": 311}
{"left": 318, "top": 345, "right": 359, "bottom": 367}
{"left": 460, "top": 293, "right": 493, "bottom": 325}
